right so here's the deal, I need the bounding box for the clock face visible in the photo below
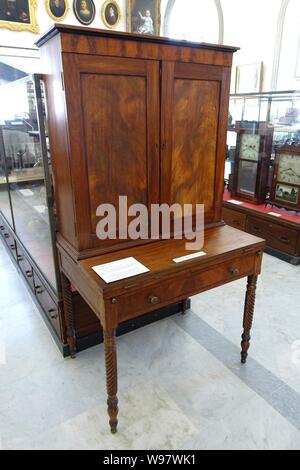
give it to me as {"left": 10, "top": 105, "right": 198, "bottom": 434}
{"left": 239, "top": 134, "right": 260, "bottom": 161}
{"left": 277, "top": 154, "right": 300, "bottom": 185}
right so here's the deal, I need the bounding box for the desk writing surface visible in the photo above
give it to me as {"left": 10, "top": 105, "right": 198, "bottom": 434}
{"left": 78, "top": 225, "right": 265, "bottom": 295}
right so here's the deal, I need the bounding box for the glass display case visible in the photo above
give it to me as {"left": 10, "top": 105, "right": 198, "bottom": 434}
{"left": 0, "top": 74, "right": 58, "bottom": 290}
{"left": 226, "top": 90, "right": 300, "bottom": 195}
{"left": 228, "top": 90, "right": 300, "bottom": 150}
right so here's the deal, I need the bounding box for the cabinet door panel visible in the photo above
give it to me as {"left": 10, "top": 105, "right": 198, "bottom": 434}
{"left": 161, "top": 62, "right": 231, "bottom": 224}
{"left": 62, "top": 54, "right": 160, "bottom": 251}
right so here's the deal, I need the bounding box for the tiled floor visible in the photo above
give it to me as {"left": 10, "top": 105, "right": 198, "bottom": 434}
{"left": 0, "top": 239, "right": 300, "bottom": 450}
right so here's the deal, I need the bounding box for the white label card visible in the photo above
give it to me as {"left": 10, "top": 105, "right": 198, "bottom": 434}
{"left": 268, "top": 212, "right": 282, "bottom": 218}
{"left": 92, "top": 257, "right": 149, "bottom": 284}
{"left": 173, "top": 251, "right": 207, "bottom": 263}
{"left": 228, "top": 199, "right": 244, "bottom": 205}
{"left": 19, "top": 189, "right": 34, "bottom": 197}
{"left": 34, "top": 205, "right": 47, "bottom": 214}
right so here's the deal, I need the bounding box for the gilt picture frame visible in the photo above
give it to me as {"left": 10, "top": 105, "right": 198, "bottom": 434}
{"left": 101, "top": 0, "right": 121, "bottom": 29}
{"left": 73, "top": 0, "right": 95, "bottom": 25}
{"left": 0, "top": 0, "right": 39, "bottom": 33}
{"left": 46, "top": 0, "right": 70, "bottom": 22}
{"left": 235, "top": 62, "right": 263, "bottom": 94}
{"left": 127, "top": 0, "right": 160, "bottom": 36}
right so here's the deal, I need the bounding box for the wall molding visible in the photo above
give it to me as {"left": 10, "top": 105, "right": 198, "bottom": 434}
{"left": 214, "top": 0, "right": 224, "bottom": 44}
{"left": 163, "top": 0, "right": 223, "bottom": 44}
{"left": 271, "top": 0, "right": 290, "bottom": 90}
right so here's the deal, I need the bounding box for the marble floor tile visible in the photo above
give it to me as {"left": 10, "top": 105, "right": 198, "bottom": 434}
{"left": 180, "top": 393, "right": 300, "bottom": 450}
{"left": 1, "top": 239, "right": 300, "bottom": 450}
{"left": 4, "top": 381, "right": 198, "bottom": 450}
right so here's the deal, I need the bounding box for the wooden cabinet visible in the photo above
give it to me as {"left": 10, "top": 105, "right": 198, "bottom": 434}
{"left": 223, "top": 201, "right": 300, "bottom": 264}
{"left": 38, "top": 26, "right": 235, "bottom": 260}
{"left": 223, "top": 207, "right": 246, "bottom": 231}
{"left": 246, "top": 216, "right": 298, "bottom": 256}
{"left": 37, "top": 27, "right": 268, "bottom": 434}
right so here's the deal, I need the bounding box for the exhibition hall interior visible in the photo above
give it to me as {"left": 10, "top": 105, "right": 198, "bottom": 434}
{"left": 0, "top": 0, "right": 299, "bottom": 451}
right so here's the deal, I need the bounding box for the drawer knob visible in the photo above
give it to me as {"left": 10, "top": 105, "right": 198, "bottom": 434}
{"left": 148, "top": 295, "right": 159, "bottom": 305}
{"left": 253, "top": 226, "right": 261, "bottom": 232}
{"left": 26, "top": 270, "right": 33, "bottom": 278}
{"left": 17, "top": 255, "right": 23, "bottom": 261}
{"left": 35, "top": 286, "right": 44, "bottom": 294}
{"left": 0, "top": 226, "right": 4, "bottom": 230}
{"left": 10, "top": 244, "right": 15, "bottom": 250}
{"left": 4, "top": 233, "right": 9, "bottom": 238}
{"left": 111, "top": 298, "right": 118, "bottom": 304}
{"left": 48, "top": 309, "right": 58, "bottom": 320}
{"left": 229, "top": 268, "right": 240, "bottom": 276}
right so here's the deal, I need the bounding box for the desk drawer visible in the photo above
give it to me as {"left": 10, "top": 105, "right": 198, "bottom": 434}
{"left": 1, "top": 226, "right": 17, "bottom": 260}
{"left": 34, "top": 271, "right": 61, "bottom": 336}
{"left": 246, "top": 216, "right": 298, "bottom": 255}
{"left": 16, "top": 243, "right": 35, "bottom": 291}
{"left": 223, "top": 208, "right": 246, "bottom": 231}
{"left": 117, "top": 254, "right": 255, "bottom": 322}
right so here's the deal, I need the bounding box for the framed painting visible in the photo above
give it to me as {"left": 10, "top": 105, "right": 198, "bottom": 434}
{"left": 73, "top": 0, "right": 95, "bottom": 25}
{"left": 46, "top": 0, "right": 69, "bottom": 22}
{"left": 127, "top": 0, "right": 160, "bottom": 36}
{"left": 0, "top": 0, "right": 39, "bottom": 33}
{"left": 235, "top": 62, "right": 263, "bottom": 94}
{"left": 101, "top": 0, "right": 121, "bottom": 29}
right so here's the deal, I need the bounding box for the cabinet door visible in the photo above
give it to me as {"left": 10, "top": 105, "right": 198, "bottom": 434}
{"left": 62, "top": 54, "right": 160, "bottom": 252}
{"left": 161, "top": 62, "right": 231, "bottom": 224}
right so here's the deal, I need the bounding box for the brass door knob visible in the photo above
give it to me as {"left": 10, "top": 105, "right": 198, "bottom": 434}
{"left": 229, "top": 268, "right": 240, "bottom": 276}
{"left": 148, "top": 295, "right": 159, "bottom": 305}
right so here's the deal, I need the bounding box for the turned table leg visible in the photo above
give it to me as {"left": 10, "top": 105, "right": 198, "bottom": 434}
{"left": 241, "top": 275, "right": 258, "bottom": 364}
{"left": 104, "top": 329, "right": 119, "bottom": 434}
{"left": 61, "top": 272, "right": 77, "bottom": 358}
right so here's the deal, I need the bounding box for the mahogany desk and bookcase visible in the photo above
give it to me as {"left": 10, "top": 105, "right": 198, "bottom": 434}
{"left": 37, "top": 25, "right": 265, "bottom": 433}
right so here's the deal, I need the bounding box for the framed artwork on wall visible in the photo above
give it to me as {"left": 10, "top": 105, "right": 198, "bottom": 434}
{"left": 235, "top": 62, "right": 263, "bottom": 94}
{"left": 73, "top": 0, "right": 95, "bottom": 25}
{"left": 46, "top": 0, "right": 69, "bottom": 22}
{"left": 127, "top": 0, "right": 160, "bottom": 35}
{"left": 101, "top": 0, "right": 121, "bottom": 29}
{"left": 0, "top": 0, "right": 39, "bottom": 33}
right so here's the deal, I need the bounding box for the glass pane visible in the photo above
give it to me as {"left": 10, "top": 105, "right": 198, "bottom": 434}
{"left": 0, "top": 130, "right": 13, "bottom": 227}
{"left": 243, "top": 99, "right": 260, "bottom": 121}
{"left": 0, "top": 74, "right": 57, "bottom": 290}
{"left": 237, "top": 161, "right": 258, "bottom": 195}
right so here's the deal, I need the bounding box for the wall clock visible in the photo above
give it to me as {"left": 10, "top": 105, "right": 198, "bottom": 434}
{"left": 232, "top": 121, "right": 274, "bottom": 204}
{"left": 270, "top": 143, "right": 300, "bottom": 211}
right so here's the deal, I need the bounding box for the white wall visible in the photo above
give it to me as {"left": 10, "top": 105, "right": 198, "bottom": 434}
{"left": 1, "top": 0, "right": 300, "bottom": 92}
{"left": 221, "top": 0, "right": 283, "bottom": 92}
{"left": 0, "top": 0, "right": 127, "bottom": 49}
{"left": 277, "top": 0, "right": 300, "bottom": 90}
